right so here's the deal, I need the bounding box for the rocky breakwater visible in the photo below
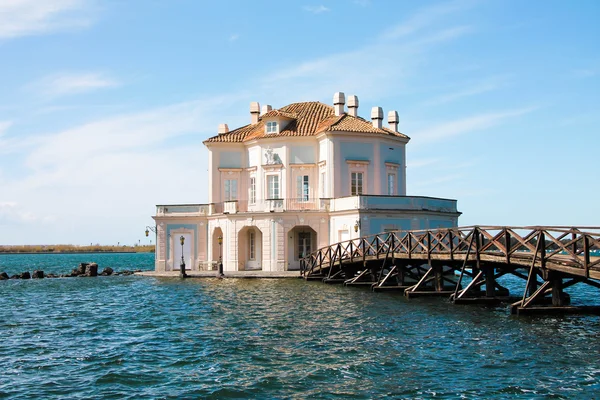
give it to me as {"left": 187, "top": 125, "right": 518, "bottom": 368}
{"left": 0, "top": 263, "right": 142, "bottom": 280}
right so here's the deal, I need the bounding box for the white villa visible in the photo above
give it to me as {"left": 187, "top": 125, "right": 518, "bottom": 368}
{"left": 151, "top": 92, "right": 460, "bottom": 272}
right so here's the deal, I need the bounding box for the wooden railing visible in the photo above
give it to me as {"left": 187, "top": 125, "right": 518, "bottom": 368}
{"left": 301, "top": 226, "right": 600, "bottom": 279}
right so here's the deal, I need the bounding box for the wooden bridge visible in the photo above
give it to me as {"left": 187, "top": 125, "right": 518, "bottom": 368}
{"left": 300, "top": 226, "right": 600, "bottom": 315}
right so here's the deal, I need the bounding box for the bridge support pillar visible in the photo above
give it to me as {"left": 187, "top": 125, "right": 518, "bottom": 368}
{"left": 550, "top": 272, "right": 568, "bottom": 307}
{"left": 485, "top": 266, "right": 495, "bottom": 297}
{"left": 433, "top": 262, "right": 444, "bottom": 291}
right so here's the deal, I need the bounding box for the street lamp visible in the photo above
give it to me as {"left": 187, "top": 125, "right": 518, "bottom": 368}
{"left": 145, "top": 225, "right": 157, "bottom": 237}
{"left": 218, "top": 235, "right": 223, "bottom": 277}
{"left": 179, "top": 235, "right": 187, "bottom": 278}
{"left": 354, "top": 219, "right": 361, "bottom": 233}
{"left": 145, "top": 225, "right": 158, "bottom": 266}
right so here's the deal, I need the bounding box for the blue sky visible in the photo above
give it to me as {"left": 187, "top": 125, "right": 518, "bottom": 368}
{"left": 0, "top": 0, "right": 598, "bottom": 245}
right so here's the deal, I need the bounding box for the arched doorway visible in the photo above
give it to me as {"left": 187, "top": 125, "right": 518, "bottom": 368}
{"left": 212, "top": 227, "right": 224, "bottom": 271}
{"left": 287, "top": 225, "right": 317, "bottom": 271}
{"left": 171, "top": 231, "right": 193, "bottom": 271}
{"left": 238, "top": 226, "right": 263, "bottom": 271}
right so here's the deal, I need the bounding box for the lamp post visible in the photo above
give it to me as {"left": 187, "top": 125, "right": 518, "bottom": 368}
{"left": 179, "top": 235, "right": 187, "bottom": 278}
{"left": 218, "top": 235, "right": 223, "bottom": 277}
{"left": 354, "top": 219, "right": 361, "bottom": 234}
{"left": 145, "top": 225, "right": 158, "bottom": 266}
{"left": 145, "top": 226, "right": 157, "bottom": 237}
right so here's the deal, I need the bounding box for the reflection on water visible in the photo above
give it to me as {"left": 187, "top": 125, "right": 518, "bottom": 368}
{"left": 0, "top": 254, "right": 599, "bottom": 398}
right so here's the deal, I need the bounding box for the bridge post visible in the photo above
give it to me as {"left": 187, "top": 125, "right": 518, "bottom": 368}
{"left": 485, "top": 266, "right": 496, "bottom": 297}
{"left": 433, "top": 262, "right": 443, "bottom": 291}
{"left": 550, "top": 271, "right": 567, "bottom": 307}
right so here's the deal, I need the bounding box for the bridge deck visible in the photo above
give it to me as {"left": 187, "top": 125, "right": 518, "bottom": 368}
{"left": 300, "top": 226, "right": 600, "bottom": 315}
{"left": 308, "top": 252, "right": 600, "bottom": 281}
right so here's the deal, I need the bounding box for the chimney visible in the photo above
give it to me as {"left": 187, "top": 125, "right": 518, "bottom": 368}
{"left": 250, "top": 102, "right": 260, "bottom": 124}
{"left": 388, "top": 110, "right": 399, "bottom": 132}
{"left": 218, "top": 123, "right": 229, "bottom": 135}
{"left": 347, "top": 95, "right": 359, "bottom": 117}
{"left": 261, "top": 104, "right": 272, "bottom": 115}
{"left": 333, "top": 92, "right": 345, "bottom": 116}
{"left": 371, "top": 106, "right": 383, "bottom": 129}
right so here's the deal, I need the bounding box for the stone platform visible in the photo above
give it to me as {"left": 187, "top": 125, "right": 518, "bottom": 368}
{"left": 136, "top": 270, "right": 301, "bottom": 279}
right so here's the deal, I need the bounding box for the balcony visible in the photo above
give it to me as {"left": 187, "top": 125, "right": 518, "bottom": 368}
{"left": 156, "top": 196, "right": 457, "bottom": 217}
{"left": 212, "top": 198, "right": 330, "bottom": 214}
{"left": 330, "top": 195, "right": 458, "bottom": 213}
{"left": 156, "top": 204, "right": 210, "bottom": 216}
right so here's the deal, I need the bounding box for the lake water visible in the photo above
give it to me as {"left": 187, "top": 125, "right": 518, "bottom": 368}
{"left": 1, "top": 253, "right": 599, "bottom": 399}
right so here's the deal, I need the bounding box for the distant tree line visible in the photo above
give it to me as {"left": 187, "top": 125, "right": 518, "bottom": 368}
{"left": 0, "top": 244, "right": 156, "bottom": 254}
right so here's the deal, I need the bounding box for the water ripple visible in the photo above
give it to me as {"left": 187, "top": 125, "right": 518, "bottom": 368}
{"left": 1, "top": 255, "right": 600, "bottom": 398}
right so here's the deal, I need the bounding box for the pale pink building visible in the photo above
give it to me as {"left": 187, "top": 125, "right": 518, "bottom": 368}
{"left": 152, "top": 92, "right": 460, "bottom": 272}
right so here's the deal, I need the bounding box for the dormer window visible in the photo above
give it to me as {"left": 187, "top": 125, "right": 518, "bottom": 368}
{"left": 266, "top": 121, "right": 278, "bottom": 134}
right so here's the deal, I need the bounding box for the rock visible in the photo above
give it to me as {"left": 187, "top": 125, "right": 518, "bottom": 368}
{"left": 10, "top": 274, "right": 19, "bottom": 279}
{"left": 100, "top": 267, "right": 113, "bottom": 276}
{"left": 46, "top": 273, "right": 58, "bottom": 278}
{"left": 0, "top": 272, "right": 9, "bottom": 280}
{"left": 20, "top": 272, "right": 31, "bottom": 279}
{"left": 86, "top": 263, "right": 98, "bottom": 277}
{"left": 121, "top": 270, "right": 133, "bottom": 276}
{"left": 77, "top": 263, "right": 88, "bottom": 275}
{"left": 32, "top": 270, "right": 44, "bottom": 279}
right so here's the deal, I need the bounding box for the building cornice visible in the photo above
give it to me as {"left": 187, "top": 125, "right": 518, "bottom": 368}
{"left": 346, "top": 159, "right": 370, "bottom": 165}
{"left": 218, "top": 168, "right": 243, "bottom": 172}
{"left": 321, "top": 130, "right": 410, "bottom": 145}
{"left": 262, "top": 163, "right": 283, "bottom": 171}
{"left": 289, "top": 163, "right": 316, "bottom": 168}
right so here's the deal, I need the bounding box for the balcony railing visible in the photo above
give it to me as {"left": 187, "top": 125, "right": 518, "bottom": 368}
{"left": 156, "top": 196, "right": 457, "bottom": 217}
{"left": 156, "top": 204, "right": 210, "bottom": 216}
{"left": 330, "top": 195, "right": 458, "bottom": 213}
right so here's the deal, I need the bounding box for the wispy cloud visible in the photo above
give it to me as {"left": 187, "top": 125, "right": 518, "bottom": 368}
{"left": 406, "top": 158, "right": 441, "bottom": 169}
{"left": 25, "top": 72, "right": 120, "bottom": 99}
{"left": 0, "top": 0, "right": 96, "bottom": 39}
{"left": 303, "top": 5, "right": 330, "bottom": 14}
{"left": 411, "top": 25, "right": 472, "bottom": 46}
{"left": 0, "top": 121, "right": 12, "bottom": 137}
{"left": 262, "top": 2, "right": 476, "bottom": 103}
{"left": 572, "top": 68, "right": 598, "bottom": 79}
{"left": 411, "top": 107, "right": 537, "bottom": 145}
{"left": 422, "top": 79, "right": 503, "bottom": 106}
{"left": 0, "top": 93, "right": 237, "bottom": 242}
{"left": 380, "top": 0, "right": 476, "bottom": 40}
{"left": 0, "top": 201, "right": 54, "bottom": 224}
{"left": 229, "top": 33, "right": 239, "bottom": 42}
{"left": 411, "top": 173, "right": 464, "bottom": 188}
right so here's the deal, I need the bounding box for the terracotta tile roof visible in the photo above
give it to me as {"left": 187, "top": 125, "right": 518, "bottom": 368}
{"left": 260, "top": 109, "right": 297, "bottom": 119}
{"left": 323, "top": 114, "right": 409, "bottom": 139}
{"left": 203, "top": 101, "right": 409, "bottom": 143}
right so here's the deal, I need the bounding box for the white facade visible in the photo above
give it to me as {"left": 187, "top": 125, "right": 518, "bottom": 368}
{"left": 152, "top": 93, "right": 460, "bottom": 272}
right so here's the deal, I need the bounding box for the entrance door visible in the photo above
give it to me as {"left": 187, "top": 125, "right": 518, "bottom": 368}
{"left": 298, "top": 232, "right": 312, "bottom": 259}
{"left": 173, "top": 233, "right": 192, "bottom": 270}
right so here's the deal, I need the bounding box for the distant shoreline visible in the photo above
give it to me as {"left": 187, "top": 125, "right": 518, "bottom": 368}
{"left": 0, "top": 251, "right": 154, "bottom": 255}
{"left": 0, "top": 245, "right": 155, "bottom": 254}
